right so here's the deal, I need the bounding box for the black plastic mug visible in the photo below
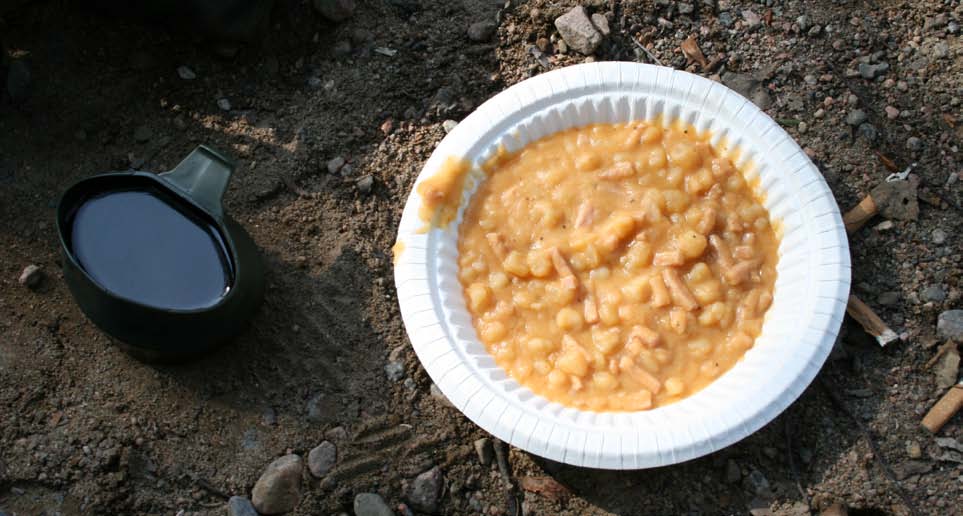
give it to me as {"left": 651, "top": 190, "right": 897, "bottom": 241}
{"left": 56, "top": 145, "right": 265, "bottom": 361}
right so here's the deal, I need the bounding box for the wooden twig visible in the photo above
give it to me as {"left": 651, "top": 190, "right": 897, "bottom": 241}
{"left": 632, "top": 36, "right": 664, "bottom": 66}
{"left": 846, "top": 294, "right": 898, "bottom": 346}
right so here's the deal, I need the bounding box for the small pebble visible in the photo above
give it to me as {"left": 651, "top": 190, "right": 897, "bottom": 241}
{"left": 797, "top": 121, "right": 808, "bottom": 134}
{"left": 814, "top": 108, "right": 825, "bottom": 118}
{"left": 354, "top": 493, "right": 394, "bottom": 516}
{"left": 845, "top": 109, "right": 867, "bottom": 126}
{"left": 327, "top": 156, "right": 346, "bottom": 174}
{"left": 906, "top": 136, "right": 922, "bottom": 151}
{"left": 906, "top": 441, "right": 922, "bottom": 459}
{"left": 251, "top": 455, "right": 303, "bottom": 514}
{"left": 308, "top": 441, "right": 337, "bottom": 478}
{"left": 937, "top": 310, "right": 963, "bottom": 341}
{"left": 932, "top": 229, "right": 947, "bottom": 245}
{"left": 921, "top": 285, "right": 946, "bottom": 303}
{"left": 18, "top": 264, "right": 43, "bottom": 289}
{"left": 442, "top": 120, "right": 459, "bottom": 134}
{"left": 467, "top": 20, "right": 497, "bottom": 42}
{"left": 385, "top": 361, "right": 405, "bottom": 381}
{"left": 217, "top": 98, "right": 231, "bottom": 111}
{"left": 875, "top": 220, "right": 894, "bottom": 231}
{"left": 885, "top": 106, "right": 899, "bottom": 119}
{"left": 406, "top": 466, "right": 444, "bottom": 514}
{"left": 356, "top": 175, "right": 374, "bottom": 194}
{"left": 878, "top": 292, "right": 899, "bottom": 306}
{"left": 858, "top": 123, "right": 878, "bottom": 142}
{"left": 796, "top": 15, "right": 812, "bottom": 32}
{"left": 227, "top": 496, "right": 259, "bottom": 516}
{"left": 177, "top": 66, "right": 196, "bottom": 80}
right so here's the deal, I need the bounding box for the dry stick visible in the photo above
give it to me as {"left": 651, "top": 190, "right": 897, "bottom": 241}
{"left": 631, "top": 36, "right": 664, "bottom": 66}
{"left": 846, "top": 294, "right": 898, "bottom": 347}
{"left": 818, "top": 378, "right": 921, "bottom": 516}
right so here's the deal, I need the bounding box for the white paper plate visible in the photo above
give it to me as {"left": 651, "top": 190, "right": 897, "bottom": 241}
{"left": 393, "top": 62, "right": 850, "bottom": 469}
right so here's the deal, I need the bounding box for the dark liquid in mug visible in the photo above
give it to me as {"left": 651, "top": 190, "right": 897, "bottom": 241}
{"left": 69, "top": 189, "right": 233, "bottom": 310}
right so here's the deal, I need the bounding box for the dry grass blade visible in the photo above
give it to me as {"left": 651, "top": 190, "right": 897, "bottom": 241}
{"left": 518, "top": 476, "right": 571, "bottom": 501}
{"left": 680, "top": 36, "right": 708, "bottom": 68}
{"left": 875, "top": 151, "right": 898, "bottom": 172}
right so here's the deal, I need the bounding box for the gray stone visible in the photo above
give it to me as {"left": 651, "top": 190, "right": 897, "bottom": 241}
{"left": 933, "top": 229, "right": 947, "bottom": 245}
{"left": 721, "top": 72, "right": 771, "bottom": 109}
{"left": 325, "top": 426, "right": 348, "bottom": 442}
{"left": 937, "top": 310, "right": 963, "bottom": 341}
{"left": 743, "top": 469, "right": 770, "bottom": 495}
{"left": 906, "top": 136, "right": 922, "bottom": 151}
{"left": 227, "top": 496, "right": 259, "bottom": 516}
{"left": 741, "top": 10, "right": 761, "bottom": 29}
{"left": 307, "top": 76, "right": 323, "bottom": 89}
{"left": 356, "top": 175, "right": 374, "bottom": 195}
{"left": 406, "top": 466, "right": 444, "bottom": 513}
{"left": 948, "top": 21, "right": 959, "bottom": 34}
{"left": 807, "top": 25, "right": 822, "bottom": 36}
{"left": 858, "top": 123, "right": 877, "bottom": 142}
{"left": 327, "top": 156, "right": 346, "bottom": 174}
{"left": 442, "top": 120, "right": 458, "bottom": 133}
{"left": 262, "top": 407, "right": 278, "bottom": 426}
{"left": 796, "top": 15, "right": 812, "bottom": 32}
{"left": 217, "top": 98, "right": 232, "bottom": 111}
{"left": 18, "top": 264, "right": 43, "bottom": 289}
{"left": 313, "top": 0, "right": 355, "bottom": 22}
{"left": 474, "top": 437, "right": 493, "bottom": 466}
{"left": 678, "top": 3, "right": 694, "bottom": 15}
{"left": 724, "top": 459, "right": 741, "bottom": 483}
{"left": 251, "top": 454, "right": 303, "bottom": 515}
{"left": 6, "top": 60, "right": 31, "bottom": 103}
{"left": 878, "top": 292, "right": 899, "bottom": 306}
{"left": 385, "top": 361, "right": 405, "bottom": 381}
{"left": 354, "top": 493, "right": 394, "bottom": 516}
{"left": 554, "top": 6, "right": 603, "bottom": 55}
{"left": 308, "top": 441, "right": 337, "bottom": 478}
{"left": 467, "top": 20, "right": 497, "bottom": 42}
{"left": 931, "top": 41, "right": 949, "bottom": 59}
{"left": 858, "top": 62, "right": 889, "bottom": 79}
{"left": 177, "top": 66, "right": 196, "bottom": 80}
{"left": 922, "top": 285, "right": 946, "bottom": 303}
{"left": 935, "top": 348, "right": 959, "bottom": 390}
{"left": 306, "top": 393, "right": 334, "bottom": 423}
{"left": 590, "top": 13, "right": 611, "bottom": 36}
{"left": 845, "top": 109, "right": 867, "bottom": 126}
{"left": 718, "top": 12, "right": 734, "bottom": 28}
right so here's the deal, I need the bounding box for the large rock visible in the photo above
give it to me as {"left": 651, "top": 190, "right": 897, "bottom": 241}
{"left": 308, "top": 441, "right": 337, "bottom": 478}
{"left": 554, "top": 6, "right": 603, "bottom": 55}
{"left": 721, "top": 72, "right": 771, "bottom": 110}
{"left": 938, "top": 310, "right": 963, "bottom": 342}
{"left": 251, "top": 454, "right": 303, "bottom": 514}
{"left": 354, "top": 493, "right": 395, "bottom": 516}
{"left": 405, "top": 466, "right": 444, "bottom": 513}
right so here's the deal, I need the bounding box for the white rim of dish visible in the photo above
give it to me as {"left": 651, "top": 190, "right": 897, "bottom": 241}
{"left": 394, "top": 62, "right": 851, "bottom": 469}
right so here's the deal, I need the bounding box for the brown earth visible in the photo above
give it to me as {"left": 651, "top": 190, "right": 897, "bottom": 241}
{"left": 1, "top": 1, "right": 961, "bottom": 515}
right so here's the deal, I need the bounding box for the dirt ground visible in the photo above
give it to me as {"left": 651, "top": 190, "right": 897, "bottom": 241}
{"left": 1, "top": 0, "right": 961, "bottom": 515}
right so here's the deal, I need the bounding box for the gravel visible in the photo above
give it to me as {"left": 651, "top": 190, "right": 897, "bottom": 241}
{"left": 405, "top": 466, "right": 444, "bottom": 514}
{"left": 554, "top": 6, "right": 603, "bottom": 55}
{"left": 18, "top": 264, "right": 43, "bottom": 289}
{"left": 251, "top": 454, "right": 303, "bottom": 515}
{"left": 354, "top": 493, "right": 394, "bottom": 516}
{"left": 937, "top": 310, "right": 963, "bottom": 341}
{"left": 467, "top": 20, "right": 497, "bottom": 42}
{"left": 308, "top": 441, "right": 337, "bottom": 478}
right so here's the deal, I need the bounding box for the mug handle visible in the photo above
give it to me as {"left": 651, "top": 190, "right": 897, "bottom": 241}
{"left": 159, "top": 145, "right": 234, "bottom": 218}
